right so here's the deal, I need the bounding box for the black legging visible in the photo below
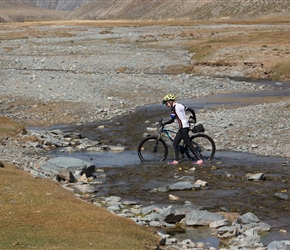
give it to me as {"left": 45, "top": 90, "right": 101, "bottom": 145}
{"left": 173, "top": 128, "right": 201, "bottom": 161}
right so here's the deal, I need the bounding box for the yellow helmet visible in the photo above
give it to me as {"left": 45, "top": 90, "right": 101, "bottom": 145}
{"left": 162, "top": 94, "right": 176, "bottom": 104}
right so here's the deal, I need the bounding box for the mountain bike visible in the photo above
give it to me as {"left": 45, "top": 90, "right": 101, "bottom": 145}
{"left": 137, "top": 119, "right": 216, "bottom": 162}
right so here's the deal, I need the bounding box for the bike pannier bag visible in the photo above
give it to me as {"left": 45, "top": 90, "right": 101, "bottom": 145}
{"left": 191, "top": 123, "right": 205, "bottom": 133}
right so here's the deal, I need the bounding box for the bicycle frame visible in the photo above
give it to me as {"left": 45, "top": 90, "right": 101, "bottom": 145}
{"left": 158, "top": 125, "right": 189, "bottom": 157}
{"left": 157, "top": 121, "right": 203, "bottom": 158}
{"left": 159, "top": 126, "right": 176, "bottom": 142}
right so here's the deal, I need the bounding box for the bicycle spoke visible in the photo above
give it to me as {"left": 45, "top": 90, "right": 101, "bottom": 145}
{"left": 187, "top": 134, "right": 216, "bottom": 161}
{"left": 137, "top": 136, "right": 168, "bottom": 162}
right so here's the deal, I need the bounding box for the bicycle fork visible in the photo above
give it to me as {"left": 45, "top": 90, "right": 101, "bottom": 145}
{"left": 152, "top": 136, "right": 162, "bottom": 153}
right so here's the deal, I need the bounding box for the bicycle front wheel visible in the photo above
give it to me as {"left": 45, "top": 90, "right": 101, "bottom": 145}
{"left": 137, "top": 136, "right": 168, "bottom": 162}
{"left": 186, "top": 134, "right": 216, "bottom": 161}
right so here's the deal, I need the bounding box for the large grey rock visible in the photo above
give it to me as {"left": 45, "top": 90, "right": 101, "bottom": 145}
{"left": 168, "top": 181, "right": 194, "bottom": 191}
{"left": 39, "top": 157, "right": 93, "bottom": 177}
{"left": 185, "top": 210, "right": 224, "bottom": 226}
{"left": 237, "top": 212, "right": 260, "bottom": 224}
{"left": 164, "top": 204, "right": 203, "bottom": 223}
{"left": 268, "top": 240, "right": 290, "bottom": 250}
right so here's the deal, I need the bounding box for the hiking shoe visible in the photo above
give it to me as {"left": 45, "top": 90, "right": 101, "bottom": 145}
{"left": 168, "top": 161, "right": 178, "bottom": 165}
{"left": 192, "top": 159, "right": 203, "bottom": 165}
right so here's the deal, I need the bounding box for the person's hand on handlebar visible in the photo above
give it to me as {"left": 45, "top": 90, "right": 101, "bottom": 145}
{"left": 189, "top": 116, "right": 196, "bottom": 124}
{"left": 159, "top": 119, "right": 165, "bottom": 127}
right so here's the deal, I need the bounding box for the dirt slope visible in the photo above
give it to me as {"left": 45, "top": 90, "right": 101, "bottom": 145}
{"left": 68, "top": 0, "right": 290, "bottom": 21}
{"left": 1, "top": 0, "right": 290, "bottom": 22}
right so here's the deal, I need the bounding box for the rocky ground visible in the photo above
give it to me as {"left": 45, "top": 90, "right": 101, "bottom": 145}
{"left": 0, "top": 21, "right": 289, "bottom": 159}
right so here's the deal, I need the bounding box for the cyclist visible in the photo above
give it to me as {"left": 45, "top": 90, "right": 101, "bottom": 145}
{"left": 161, "top": 94, "right": 203, "bottom": 165}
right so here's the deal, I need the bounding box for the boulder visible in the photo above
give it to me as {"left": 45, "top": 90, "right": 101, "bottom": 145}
{"left": 185, "top": 210, "right": 225, "bottom": 226}
{"left": 39, "top": 157, "right": 93, "bottom": 178}
{"left": 168, "top": 181, "right": 194, "bottom": 191}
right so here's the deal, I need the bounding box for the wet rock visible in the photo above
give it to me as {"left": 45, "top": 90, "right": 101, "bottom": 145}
{"left": 195, "top": 179, "right": 208, "bottom": 187}
{"left": 268, "top": 240, "right": 290, "bottom": 250}
{"left": 209, "top": 219, "right": 231, "bottom": 228}
{"left": 216, "top": 225, "right": 238, "bottom": 238}
{"left": 75, "top": 184, "right": 96, "bottom": 193}
{"left": 164, "top": 214, "right": 185, "bottom": 224}
{"left": 274, "top": 192, "right": 289, "bottom": 200}
{"left": 39, "top": 157, "right": 93, "bottom": 178}
{"left": 168, "top": 181, "right": 194, "bottom": 191}
{"left": 168, "top": 194, "right": 180, "bottom": 201}
{"left": 105, "top": 196, "right": 122, "bottom": 203}
{"left": 245, "top": 173, "right": 266, "bottom": 181}
{"left": 237, "top": 212, "right": 260, "bottom": 224}
{"left": 184, "top": 210, "right": 225, "bottom": 226}
{"left": 109, "top": 145, "right": 125, "bottom": 152}
{"left": 80, "top": 164, "right": 96, "bottom": 178}
{"left": 164, "top": 204, "right": 203, "bottom": 218}
{"left": 56, "top": 170, "right": 76, "bottom": 182}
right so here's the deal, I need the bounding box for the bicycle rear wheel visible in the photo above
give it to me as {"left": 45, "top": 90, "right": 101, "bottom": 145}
{"left": 185, "top": 134, "right": 216, "bottom": 161}
{"left": 137, "top": 136, "right": 168, "bottom": 162}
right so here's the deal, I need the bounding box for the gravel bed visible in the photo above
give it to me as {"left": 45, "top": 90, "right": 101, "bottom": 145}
{"left": 1, "top": 24, "right": 289, "bottom": 161}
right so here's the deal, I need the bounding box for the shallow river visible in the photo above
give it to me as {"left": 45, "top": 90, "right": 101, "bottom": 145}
{"left": 48, "top": 79, "right": 290, "bottom": 247}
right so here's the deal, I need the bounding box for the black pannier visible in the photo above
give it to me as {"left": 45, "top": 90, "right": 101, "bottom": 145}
{"left": 191, "top": 123, "right": 205, "bottom": 133}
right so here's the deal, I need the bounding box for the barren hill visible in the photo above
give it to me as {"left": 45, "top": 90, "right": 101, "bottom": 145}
{"left": 1, "top": 0, "right": 290, "bottom": 22}
{"left": 68, "top": 0, "right": 290, "bottom": 21}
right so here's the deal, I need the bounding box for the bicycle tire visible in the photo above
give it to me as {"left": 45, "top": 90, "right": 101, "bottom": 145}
{"left": 185, "top": 134, "right": 216, "bottom": 161}
{"left": 137, "top": 136, "right": 168, "bottom": 162}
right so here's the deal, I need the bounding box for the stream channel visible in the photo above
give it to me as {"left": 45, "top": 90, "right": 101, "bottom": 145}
{"left": 46, "top": 79, "right": 290, "bottom": 247}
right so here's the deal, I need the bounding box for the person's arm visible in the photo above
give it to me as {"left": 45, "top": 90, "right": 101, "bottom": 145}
{"left": 185, "top": 106, "right": 196, "bottom": 123}
{"left": 163, "top": 115, "right": 175, "bottom": 126}
{"left": 161, "top": 111, "right": 176, "bottom": 126}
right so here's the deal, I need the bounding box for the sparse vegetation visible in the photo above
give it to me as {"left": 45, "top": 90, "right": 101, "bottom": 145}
{"left": 0, "top": 117, "right": 26, "bottom": 139}
{"left": 271, "top": 61, "right": 290, "bottom": 80}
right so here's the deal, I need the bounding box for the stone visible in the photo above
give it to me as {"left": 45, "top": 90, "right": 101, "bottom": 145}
{"left": 274, "top": 193, "right": 289, "bottom": 200}
{"left": 215, "top": 226, "right": 238, "bottom": 238}
{"left": 56, "top": 170, "right": 76, "bottom": 182}
{"left": 210, "top": 219, "right": 230, "bottom": 228}
{"left": 245, "top": 173, "right": 266, "bottom": 181}
{"left": 237, "top": 212, "right": 260, "bottom": 224}
{"left": 80, "top": 165, "right": 96, "bottom": 177}
{"left": 268, "top": 240, "right": 290, "bottom": 250}
{"left": 168, "top": 181, "right": 194, "bottom": 191}
{"left": 75, "top": 184, "right": 96, "bottom": 193}
{"left": 185, "top": 210, "right": 225, "bottom": 226}
{"left": 39, "top": 157, "right": 93, "bottom": 177}
{"left": 168, "top": 194, "right": 180, "bottom": 201}
{"left": 195, "top": 179, "right": 208, "bottom": 187}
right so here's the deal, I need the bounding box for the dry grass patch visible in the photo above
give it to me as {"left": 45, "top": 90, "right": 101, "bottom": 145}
{"left": 0, "top": 116, "right": 26, "bottom": 139}
{"left": 0, "top": 28, "right": 76, "bottom": 41}
{"left": 0, "top": 162, "right": 159, "bottom": 250}
{"left": 0, "top": 117, "right": 160, "bottom": 249}
{"left": 271, "top": 61, "right": 290, "bottom": 81}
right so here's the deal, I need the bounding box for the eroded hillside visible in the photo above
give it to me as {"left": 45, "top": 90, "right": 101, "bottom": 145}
{"left": 1, "top": 0, "right": 290, "bottom": 22}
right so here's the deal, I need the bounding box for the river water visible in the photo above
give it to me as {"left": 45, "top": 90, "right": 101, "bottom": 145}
{"left": 48, "top": 79, "right": 290, "bottom": 247}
